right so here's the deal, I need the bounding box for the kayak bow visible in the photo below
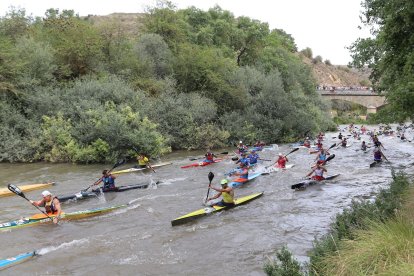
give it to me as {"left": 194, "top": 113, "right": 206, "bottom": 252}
{"left": 171, "top": 192, "right": 264, "bottom": 226}
{"left": 181, "top": 159, "right": 223, "bottom": 169}
{"left": 0, "top": 251, "right": 36, "bottom": 270}
{"left": 0, "top": 183, "right": 55, "bottom": 198}
{"left": 112, "top": 162, "right": 172, "bottom": 175}
{"left": 291, "top": 174, "right": 341, "bottom": 190}
{"left": 0, "top": 204, "right": 127, "bottom": 231}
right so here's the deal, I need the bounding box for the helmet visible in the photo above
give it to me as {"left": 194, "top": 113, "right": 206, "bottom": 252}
{"left": 42, "top": 190, "right": 51, "bottom": 197}
{"left": 306, "top": 137, "right": 309, "bottom": 139}
{"left": 239, "top": 141, "right": 243, "bottom": 144}
{"left": 220, "top": 179, "right": 228, "bottom": 185}
{"left": 279, "top": 153, "right": 283, "bottom": 156}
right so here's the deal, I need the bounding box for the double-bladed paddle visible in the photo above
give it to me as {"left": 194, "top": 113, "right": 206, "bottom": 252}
{"left": 82, "top": 159, "right": 125, "bottom": 192}
{"left": 205, "top": 172, "right": 215, "bottom": 203}
{"left": 189, "top": 152, "right": 229, "bottom": 161}
{"left": 8, "top": 184, "right": 54, "bottom": 222}
{"left": 265, "top": 147, "right": 299, "bottom": 169}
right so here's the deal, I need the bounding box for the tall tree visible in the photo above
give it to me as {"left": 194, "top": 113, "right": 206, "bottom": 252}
{"left": 349, "top": 0, "right": 414, "bottom": 120}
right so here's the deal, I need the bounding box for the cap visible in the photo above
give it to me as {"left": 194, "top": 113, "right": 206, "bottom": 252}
{"left": 239, "top": 141, "right": 243, "bottom": 143}
{"left": 220, "top": 179, "right": 228, "bottom": 185}
{"left": 42, "top": 190, "right": 51, "bottom": 197}
{"left": 279, "top": 153, "right": 283, "bottom": 156}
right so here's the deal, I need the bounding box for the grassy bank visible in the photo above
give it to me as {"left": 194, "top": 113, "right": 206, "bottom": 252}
{"left": 264, "top": 171, "right": 414, "bottom": 275}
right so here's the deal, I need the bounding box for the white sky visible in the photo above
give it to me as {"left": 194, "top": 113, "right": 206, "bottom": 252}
{"left": 0, "top": 0, "right": 371, "bottom": 65}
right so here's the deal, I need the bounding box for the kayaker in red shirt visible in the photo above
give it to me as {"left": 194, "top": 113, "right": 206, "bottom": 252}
{"left": 276, "top": 153, "right": 288, "bottom": 168}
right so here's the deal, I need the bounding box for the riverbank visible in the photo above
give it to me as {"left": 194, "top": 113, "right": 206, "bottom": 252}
{"left": 265, "top": 171, "right": 414, "bottom": 275}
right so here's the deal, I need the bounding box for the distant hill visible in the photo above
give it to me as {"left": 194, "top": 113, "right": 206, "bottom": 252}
{"left": 85, "top": 13, "right": 371, "bottom": 88}
{"left": 301, "top": 56, "right": 371, "bottom": 88}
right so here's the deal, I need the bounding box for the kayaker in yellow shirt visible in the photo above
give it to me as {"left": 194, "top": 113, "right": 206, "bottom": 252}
{"left": 137, "top": 153, "right": 156, "bottom": 172}
{"left": 206, "top": 179, "right": 235, "bottom": 207}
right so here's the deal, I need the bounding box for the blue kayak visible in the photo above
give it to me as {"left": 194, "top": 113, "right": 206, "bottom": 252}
{"left": 0, "top": 251, "right": 36, "bottom": 270}
{"left": 228, "top": 172, "right": 262, "bottom": 188}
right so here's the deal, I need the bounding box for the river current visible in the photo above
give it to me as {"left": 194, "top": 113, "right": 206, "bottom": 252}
{"left": 0, "top": 125, "right": 413, "bottom": 275}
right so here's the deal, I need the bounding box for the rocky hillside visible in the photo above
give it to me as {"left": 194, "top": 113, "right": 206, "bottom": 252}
{"left": 301, "top": 56, "right": 371, "bottom": 88}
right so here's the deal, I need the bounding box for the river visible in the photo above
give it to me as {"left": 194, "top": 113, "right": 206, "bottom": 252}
{"left": 0, "top": 125, "right": 413, "bottom": 275}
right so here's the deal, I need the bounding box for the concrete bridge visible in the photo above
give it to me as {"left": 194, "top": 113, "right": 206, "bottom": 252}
{"left": 318, "top": 90, "right": 387, "bottom": 113}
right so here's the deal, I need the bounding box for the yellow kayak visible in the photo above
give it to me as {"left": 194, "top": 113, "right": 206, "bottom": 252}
{"left": 0, "top": 183, "right": 55, "bottom": 198}
{"left": 171, "top": 192, "right": 264, "bottom": 226}
{"left": 112, "top": 162, "right": 172, "bottom": 175}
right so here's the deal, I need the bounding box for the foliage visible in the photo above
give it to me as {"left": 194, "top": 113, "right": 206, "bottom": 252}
{"left": 309, "top": 171, "right": 411, "bottom": 275}
{"left": 312, "top": 55, "right": 322, "bottom": 64}
{"left": 0, "top": 4, "right": 334, "bottom": 162}
{"left": 324, "top": 59, "right": 331, "bottom": 66}
{"left": 349, "top": 0, "right": 414, "bottom": 120}
{"left": 264, "top": 246, "right": 303, "bottom": 276}
{"left": 300, "top": 47, "right": 313, "bottom": 59}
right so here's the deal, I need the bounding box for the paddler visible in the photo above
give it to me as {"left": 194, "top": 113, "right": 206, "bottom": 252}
{"left": 236, "top": 152, "right": 250, "bottom": 168}
{"left": 303, "top": 137, "right": 311, "bottom": 148}
{"left": 30, "top": 191, "right": 62, "bottom": 224}
{"left": 361, "top": 141, "right": 367, "bottom": 151}
{"left": 338, "top": 133, "right": 343, "bottom": 140}
{"left": 247, "top": 150, "right": 259, "bottom": 165}
{"left": 315, "top": 148, "right": 330, "bottom": 165}
{"left": 94, "top": 169, "right": 117, "bottom": 191}
{"left": 204, "top": 149, "right": 217, "bottom": 163}
{"left": 237, "top": 141, "right": 248, "bottom": 154}
{"left": 232, "top": 162, "right": 249, "bottom": 179}
{"left": 137, "top": 153, "right": 150, "bottom": 168}
{"left": 400, "top": 133, "right": 406, "bottom": 141}
{"left": 341, "top": 138, "right": 347, "bottom": 147}
{"left": 206, "top": 179, "right": 235, "bottom": 207}
{"left": 373, "top": 146, "right": 386, "bottom": 162}
{"left": 275, "top": 153, "right": 288, "bottom": 168}
{"left": 306, "top": 163, "right": 327, "bottom": 181}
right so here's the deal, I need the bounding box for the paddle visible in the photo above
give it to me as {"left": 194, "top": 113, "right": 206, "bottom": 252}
{"left": 189, "top": 152, "right": 229, "bottom": 161}
{"left": 328, "top": 143, "right": 337, "bottom": 150}
{"left": 323, "top": 154, "right": 335, "bottom": 164}
{"left": 205, "top": 172, "right": 214, "bottom": 203}
{"left": 266, "top": 147, "right": 299, "bottom": 169}
{"left": 82, "top": 159, "right": 125, "bottom": 192}
{"left": 7, "top": 184, "right": 54, "bottom": 222}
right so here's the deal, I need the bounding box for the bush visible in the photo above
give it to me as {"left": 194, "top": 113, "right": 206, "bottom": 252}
{"left": 324, "top": 59, "right": 331, "bottom": 65}
{"left": 264, "top": 246, "right": 303, "bottom": 276}
{"left": 300, "top": 47, "right": 313, "bottom": 59}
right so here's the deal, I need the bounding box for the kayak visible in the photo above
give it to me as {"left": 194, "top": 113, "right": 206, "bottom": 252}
{"left": 181, "top": 159, "right": 223, "bottom": 169}
{"left": 370, "top": 160, "right": 382, "bottom": 168}
{"left": 0, "top": 204, "right": 127, "bottom": 231}
{"left": 58, "top": 181, "right": 160, "bottom": 203}
{"left": 225, "top": 163, "right": 258, "bottom": 176}
{"left": 263, "top": 164, "right": 295, "bottom": 174}
{"left": 291, "top": 174, "right": 341, "bottom": 190}
{"left": 171, "top": 192, "right": 264, "bottom": 226}
{"left": 228, "top": 172, "right": 262, "bottom": 188}
{"left": 0, "top": 183, "right": 55, "bottom": 198}
{"left": 112, "top": 162, "right": 172, "bottom": 174}
{"left": 0, "top": 251, "right": 36, "bottom": 270}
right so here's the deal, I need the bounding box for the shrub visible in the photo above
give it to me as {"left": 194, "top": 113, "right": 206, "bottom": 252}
{"left": 264, "top": 246, "right": 303, "bottom": 276}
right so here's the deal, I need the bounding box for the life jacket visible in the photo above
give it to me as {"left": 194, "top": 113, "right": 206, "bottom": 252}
{"left": 102, "top": 176, "right": 115, "bottom": 189}
{"left": 41, "top": 197, "right": 58, "bottom": 214}
{"left": 318, "top": 152, "right": 327, "bottom": 161}
{"left": 314, "top": 168, "right": 324, "bottom": 177}
{"left": 374, "top": 149, "right": 382, "bottom": 161}
{"left": 222, "top": 190, "right": 234, "bottom": 204}
{"left": 248, "top": 153, "right": 259, "bottom": 164}
{"left": 138, "top": 156, "right": 149, "bottom": 166}
{"left": 205, "top": 152, "right": 214, "bottom": 161}
{"left": 238, "top": 168, "right": 249, "bottom": 179}
{"left": 277, "top": 157, "right": 286, "bottom": 168}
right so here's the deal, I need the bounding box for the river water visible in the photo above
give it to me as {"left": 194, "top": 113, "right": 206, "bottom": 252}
{"left": 1, "top": 126, "right": 413, "bottom": 275}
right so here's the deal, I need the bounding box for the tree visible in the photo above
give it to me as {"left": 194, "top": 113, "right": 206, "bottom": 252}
{"left": 349, "top": 0, "right": 414, "bottom": 120}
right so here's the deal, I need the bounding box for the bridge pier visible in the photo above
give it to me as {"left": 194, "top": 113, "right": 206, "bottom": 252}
{"left": 367, "top": 106, "right": 377, "bottom": 114}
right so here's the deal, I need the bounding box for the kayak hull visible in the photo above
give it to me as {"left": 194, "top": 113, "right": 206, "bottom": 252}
{"left": 112, "top": 162, "right": 172, "bottom": 174}
{"left": 0, "top": 183, "right": 55, "bottom": 198}
{"left": 228, "top": 172, "right": 262, "bottom": 188}
{"left": 171, "top": 192, "right": 264, "bottom": 226}
{"left": 0, "top": 204, "right": 126, "bottom": 231}
{"left": 0, "top": 251, "right": 36, "bottom": 270}
{"left": 291, "top": 174, "right": 341, "bottom": 190}
{"left": 59, "top": 182, "right": 159, "bottom": 203}
{"left": 181, "top": 159, "right": 223, "bottom": 169}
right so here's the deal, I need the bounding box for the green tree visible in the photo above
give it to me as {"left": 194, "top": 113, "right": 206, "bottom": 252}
{"left": 349, "top": 0, "right": 414, "bottom": 120}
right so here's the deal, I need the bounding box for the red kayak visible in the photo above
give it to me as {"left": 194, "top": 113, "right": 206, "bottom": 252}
{"left": 181, "top": 159, "right": 223, "bottom": 169}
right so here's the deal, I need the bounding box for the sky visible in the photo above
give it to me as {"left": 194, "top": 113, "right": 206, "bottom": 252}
{"left": 0, "top": 0, "right": 371, "bottom": 65}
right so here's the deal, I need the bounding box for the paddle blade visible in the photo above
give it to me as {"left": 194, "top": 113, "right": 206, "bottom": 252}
{"left": 208, "top": 172, "right": 214, "bottom": 183}
{"left": 328, "top": 143, "right": 337, "bottom": 150}
{"left": 219, "top": 151, "right": 229, "bottom": 155}
{"left": 8, "top": 184, "right": 25, "bottom": 198}
{"left": 286, "top": 147, "right": 299, "bottom": 156}
{"left": 325, "top": 154, "right": 335, "bottom": 163}
{"left": 231, "top": 156, "right": 239, "bottom": 161}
